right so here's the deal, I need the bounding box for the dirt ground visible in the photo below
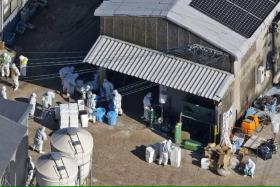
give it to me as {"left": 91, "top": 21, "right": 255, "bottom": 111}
{"left": 2, "top": 0, "right": 280, "bottom": 185}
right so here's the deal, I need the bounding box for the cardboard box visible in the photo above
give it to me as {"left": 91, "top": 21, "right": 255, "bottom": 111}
{"left": 0, "top": 41, "right": 5, "bottom": 50}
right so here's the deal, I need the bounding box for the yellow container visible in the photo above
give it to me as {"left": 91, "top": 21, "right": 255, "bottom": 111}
{"left": 241, "top": 115, "right": 259, "bottom": 135}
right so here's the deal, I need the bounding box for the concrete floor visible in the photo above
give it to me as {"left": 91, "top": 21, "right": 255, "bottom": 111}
{"left": 2, "top": 0, "right": 280, "bottom": 185}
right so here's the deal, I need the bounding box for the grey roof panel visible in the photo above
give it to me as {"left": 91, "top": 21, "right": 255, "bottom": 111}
{"left": 0, "top": 115, "right": 27, "bottom": 177}
{"left": 84, "top": 36, "right": 234, "bottom": 101}
{"left": 0, "top": 99, "right": 31, "bottom": 123}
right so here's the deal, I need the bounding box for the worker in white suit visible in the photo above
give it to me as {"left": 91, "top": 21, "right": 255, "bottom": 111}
{"left": 102, "top": 78, "right": 114, "bottom": 101}
{"left": 29, "top": 92, "right": 37, "bottom": 118}
{"left": 19, "top": 55, "right": 28, "bottom": 77}
{"left": 158, "top": 139, "right": 172, "bottom": 166}
{"left": 0, "top": 53, "right": 11, "bottom": 78}
{"left": 87, "top": 92, "right": 97, "bottom": 122}
{"left": 44, "top": 90, "right": 55, "bottom": 107}
{"left": 244, "top": 159, "right": 256, "bottom": 178}
{"left": 11, "top": 63, "right": 20, "bottom": 91}
{"left": 59, "top": 66, "right": 75, "bottom": 93}
{"left": 0, "top": 86, "right": 7, "bottom": 99}
{"left": 63, "top": 73, "right": 78, "bottom": 97}
{"left": 142, "top": 92, "right": 152, "bottom": 120}
{"left": 113, "top": 90, "right": 123, "bottom": 115}
{"left": 32, "top": 127, "right": 47, "bottom": 153}
{"left": 25, "top": 156, "right": 35, "bottom": 186}
{"left": 59, "top": 66, "right": 74, "bottom": 81}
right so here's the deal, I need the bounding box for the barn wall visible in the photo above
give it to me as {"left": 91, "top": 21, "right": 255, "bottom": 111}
{"left": 233, "top": 25, "right": 273, "bottom": 118}
{"left": 100, "top": 16, "right": 232, "bottom": 72}
{"left": 100, "top": 15, "right": 277, "bottom": 121}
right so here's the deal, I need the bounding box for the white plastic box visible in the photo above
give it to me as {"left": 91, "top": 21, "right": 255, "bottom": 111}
{"left": 146, "top": 146, "right": 156, "bottom": 163}
{"left": 170, "top": 146, "right": 181, "bottom": 167}
{"left": 77, "top": 100, "right": 85, "bottom": 111}
{"left": 80, "top": 114, "right": 88, "bottom": 127}
{"left": 201, "top": 158, "right": 210, "bottom": 169}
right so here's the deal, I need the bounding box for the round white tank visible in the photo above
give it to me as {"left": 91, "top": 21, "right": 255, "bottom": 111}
{"left": 36, "top": 152, "right": 78, "bottom": 186}
{"left": 50, "top": 127, "right": 94, "bottom": 182}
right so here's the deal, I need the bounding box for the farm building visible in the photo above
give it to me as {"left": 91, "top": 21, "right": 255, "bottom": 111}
{"left": 84, "top": 0, "right": 280, "bottom": 143}
{"left": 0, "top": 99, "right": 31, "bottom": 186}
{"left": 1, "top": 0, "right": 29, "bottom": 38}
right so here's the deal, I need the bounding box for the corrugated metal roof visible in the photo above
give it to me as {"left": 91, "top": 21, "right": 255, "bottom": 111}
{"left": 94, "top": 0, "right": 280, "bottom": 61}
{"left": 84, "top": 35, "right": 234, "bottom": 101}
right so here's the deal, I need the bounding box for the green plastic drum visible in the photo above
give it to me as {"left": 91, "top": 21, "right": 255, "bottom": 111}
{"left": 147, "top": 108, "right": 155, "bottom": 125}
{"left": 175, "top": 122, "right": 182, "bottom": 144}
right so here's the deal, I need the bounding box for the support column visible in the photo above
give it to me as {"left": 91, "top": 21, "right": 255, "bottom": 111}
{"left": 0, "top": 0, "right": 3, "bottom": 40}
{"left": 214, "top": 101, "right": 222, "bottom": 144}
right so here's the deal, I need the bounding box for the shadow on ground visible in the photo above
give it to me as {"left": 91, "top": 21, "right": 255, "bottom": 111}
{"left": 131, "top": 145, "right": 147, "bottom": 162}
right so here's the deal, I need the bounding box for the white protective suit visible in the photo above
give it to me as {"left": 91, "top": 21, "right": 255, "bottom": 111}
{"left": 158, "top": 140, "right": 172, "bottom": 166}
{"left": 92, "top": 73, "right": 99, "bottom": 91}
{"left": 41, "top": 95, "right": 50, "bottom": 120}
{"left": 87, "top": 93, "right": 96, "bottom": 120}
{"left": 143, "top": 92, "right": 152, "bottom": 119}
{"left": 0, "top": 86, "right": 7, "bottom": 99}
{"left": 44, "top": 90, "right": 55, "bottom": 106}
{"left": 25, "top": 156, "right": 35, "bottom": 186}
{"left": 19, "top": 55, "right": 28, "bottom": 77}
{"left": 80, "top": 85, "right": 87, "bottom": 100}
{"left": 63, "top": 73, "right": 78, "bottom": 96}
{"left": 32, "top": 127, "right": 47, "bottom": 153}
{"left": 81, "top": 84, "right": 92, "bottom": 100}
{"left": 102, "top": 79, "right": 114, "bottom": 101}
{"left": 143, "top": 93, "right": 152, "bottom": 108}
{"left": 59, "top": 66, "right": 75, "bottom": 81}
{"left": 11, "top": 63, "right": 20, "bottom": 91}
{"left": 59, "top": 66, "right": 75, "bottom": 92}
{"left": 29, "top": 93, "right": 36, "bottom": 118}
{"left": 1, "top": 53, "right": 11, "bottom": 77}
{"left": 113, "top": 90, "right": 123, "bottom": 115}
{"left": 244, "top": 159, "right": 256, "bottom": 178}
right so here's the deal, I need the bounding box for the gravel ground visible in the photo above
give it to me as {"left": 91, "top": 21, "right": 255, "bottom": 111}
{"left": 2, "top": 0, "right": 280, "bottom": 185}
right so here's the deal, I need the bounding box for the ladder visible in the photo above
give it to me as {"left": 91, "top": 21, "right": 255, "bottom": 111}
{"left": 53, "top": 157, "right": 69, "bottom": 179}
{"left": 68, "top": 132, "right": 84, "bottom": 154}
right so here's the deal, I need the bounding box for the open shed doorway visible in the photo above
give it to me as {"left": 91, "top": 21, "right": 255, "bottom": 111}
{"left": 106, "top": 70, "right": 159, "bottom": 120}
{"left": 181, "top": 101, "right": 215, "bottom": 145}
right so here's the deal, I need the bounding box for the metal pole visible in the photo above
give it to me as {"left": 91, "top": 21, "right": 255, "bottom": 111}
{"left": 0, "top": 0, "right": 3, "bottom": 40}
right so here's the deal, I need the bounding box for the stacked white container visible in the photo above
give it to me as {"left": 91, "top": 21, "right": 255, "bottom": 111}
{"left": 77, "top": 100, "right": 85, "bottom": 111}
{"left": 170, "top": 146, "right": 181, "bottom": 167}
{"left": 60, "top": 104, "right": 69, "bottom": 129}
{"left": 69, "top": 103, "right": 79, "bottom": 128}
{"left": 145, "top": 146, "right": 156, "bottom": 163}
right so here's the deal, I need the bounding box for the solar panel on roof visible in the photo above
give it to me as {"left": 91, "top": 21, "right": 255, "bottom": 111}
{"left": 229, "top": 0, "right": 275, "bottom": 20}
{"left": 190, "top": 0, "right": 279, "bottom": 38}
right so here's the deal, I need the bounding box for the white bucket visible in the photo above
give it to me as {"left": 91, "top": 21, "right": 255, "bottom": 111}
{"left": 81, "top": 114, "right": 89, "bottom": 127}
{"left": 201, "top": 158, "right": 210, "bottom": 169}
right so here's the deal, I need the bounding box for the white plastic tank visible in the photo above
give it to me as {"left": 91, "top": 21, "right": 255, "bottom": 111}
{"left": 50, "top": 127, "right": 94, "bottom": 183}
{"left": 35, "top": 152, "right": 78, "bottom": 186}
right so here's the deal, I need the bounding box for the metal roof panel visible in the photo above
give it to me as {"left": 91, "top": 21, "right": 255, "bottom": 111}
{"left": 84, "top": 35, "right": 234, "bottom": 101}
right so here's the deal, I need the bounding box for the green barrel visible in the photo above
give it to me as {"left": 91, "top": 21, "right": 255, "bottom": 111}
{"left": 183, "top": 139, "right": 202, "bottom": 151}
{"left": 175, "top": 122, "right": 182, "bottom": 144}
